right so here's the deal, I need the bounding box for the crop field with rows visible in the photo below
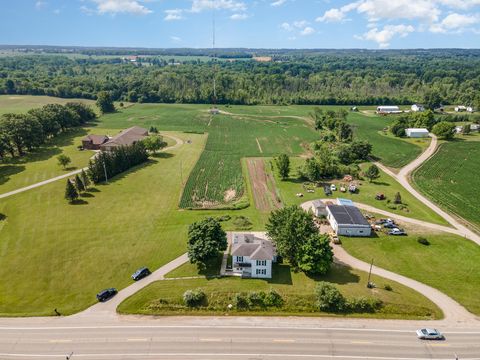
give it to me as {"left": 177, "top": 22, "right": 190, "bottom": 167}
{"left": 179, "top": 113, "right": 320, "bottom": 208}
{"left": 413, "top": 140, "right": 480, "bottom": 232}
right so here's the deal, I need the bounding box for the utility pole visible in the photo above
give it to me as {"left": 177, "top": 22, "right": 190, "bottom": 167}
{"left": 367, "top": 258, "right": 374, "bottom": 288}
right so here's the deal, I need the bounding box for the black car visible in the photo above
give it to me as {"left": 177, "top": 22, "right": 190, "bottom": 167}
{"left": 324, "top": 186, "right": 332, "bottom": 196}
{"left": 96, "top": 288, "right": 117, "bottom": 302}
{"left": 383, "top": 223, "right": 396, "bottom": 229}
{"left": 131, "top": 267, "right": 151, "bottom": 281}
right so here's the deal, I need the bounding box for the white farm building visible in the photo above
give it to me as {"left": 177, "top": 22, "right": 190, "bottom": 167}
{"left": 405, "top": 128, "right": 429, "bottom": 138}
{"left": 376, "top": 106, "right": 401, "bottom": 114}
{"left": 326, "top": 205, "right": 372, "bottom": 237}
{"left": 411, "top": 104, "right": 425, "bottom": 112}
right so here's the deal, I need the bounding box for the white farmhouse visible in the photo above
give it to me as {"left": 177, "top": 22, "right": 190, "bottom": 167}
{"left": 411, "top": 104, "right": 425, "bottom": 112}
{"left": 326, "top": 205, "right": 372, "bottom": 237}
{"left": 231, "top": 233, "right": 276, "bottom": 279}
{"left": 405, "top": 128, "right": 429, "bottom": 138}
{"left": 376, "top": 106, "right": 401, "bottom": 114}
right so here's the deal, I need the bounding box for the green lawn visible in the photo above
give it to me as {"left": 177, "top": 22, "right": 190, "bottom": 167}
{"left": 341, "top": 232, "right": 480, "bottom": 315}
{"left": 0, "top": 95, "right": 94, "bottom": 115}
{"left": 413, "top": 139, "right": 480, "bottom": 233}
{"left": 119, "top": 263, "right": 441, "bottom": 320}
{"left": 0, "top": 129, "right": 94, "bottom": 194}
{"left": 273, "top": 158, "right": 448, "bottom": 226}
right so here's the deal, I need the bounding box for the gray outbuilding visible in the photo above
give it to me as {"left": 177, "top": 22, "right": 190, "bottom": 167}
{"left": 326, "top": 205, "right": 372, "bottom": 237}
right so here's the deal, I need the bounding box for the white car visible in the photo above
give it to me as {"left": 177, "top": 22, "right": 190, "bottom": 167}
{"left": 330, "top": 184, "right": 337, "bottom": 191}
{"left": 416, "top": 328, "right": 444, "bottom": 340}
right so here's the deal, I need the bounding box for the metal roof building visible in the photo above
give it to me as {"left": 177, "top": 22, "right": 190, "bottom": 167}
{"left": 326, "top": 205, "right": 372, "bottom": 237}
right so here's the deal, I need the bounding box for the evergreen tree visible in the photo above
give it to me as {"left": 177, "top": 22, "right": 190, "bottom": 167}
{"left": 81, "top": 169, "right": 90, "bottom": 190}
{"left": 75, "top": 174, "right": 85, "bottom": 193}
{"left": 65, "top": 180, "right": 78, "bottom": 203}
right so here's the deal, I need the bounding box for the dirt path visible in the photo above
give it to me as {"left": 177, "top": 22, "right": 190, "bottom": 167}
{"left": 218, "top": 110, "right": 313, "bottom": 126}
{"left": 0, "top": 134, "right": 184, "bottom": 200}
{"left": 246, "top": 158, "right": 281, "bottom": 212}
{"left": 374, "top": 134, "right": 480, "bottom": 245}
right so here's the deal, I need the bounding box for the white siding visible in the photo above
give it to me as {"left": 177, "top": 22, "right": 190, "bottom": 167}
{"left": 251, "top": 260, "right": 272, "bottom": 278}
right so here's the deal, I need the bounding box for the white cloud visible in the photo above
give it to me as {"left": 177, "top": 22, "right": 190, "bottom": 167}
{"left": 281, "top": 22, "right": 294, "bottom": 31}
{"left": 190, "top": 0, "right": 247, "bottom": 13}
{"left": 164, "top": 9, "right": 183, "bottom": 21}
{"left": 293, "top": 20, "right": 309, "bottom": 28}
{"left": 88, "top": 0, "right": 152, "bottom": 15}
{"left": 300, "top": 26, "right": 316, "bottom": 35}
{"left": 430, "top": 12, "right": 479, "bottom": 32}
{"left": 170, "top": 36, "right": 182, "bottom": 43}
{"left": 358, "top": 24, "right": 415, "bottom": 48}
{"left": 271, "top": 0, "right": 287, "bottom": 6}
{"left": 316, "top": 8, "right": 347, "bottom": 22}
{"left": 355, "top": 0, "right": 440, "bottom": 22}
{"left": 230, "top": 13, "right": 249, "bottom": 20}
{"left": 35, "top": 1, "right": 47, "bottom": 10}
{"left": 437, "top": 0, "right": 480, "bottom": 9}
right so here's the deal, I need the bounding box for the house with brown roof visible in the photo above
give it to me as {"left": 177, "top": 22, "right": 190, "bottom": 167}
{"left": 100, "top": 126, "right": 148, "bottom": 151}
{"left": 231, "top": 233, "right": 276, "bottom": 278}
{"left": 82, "top": 135, "right": 109, "bottom": 150}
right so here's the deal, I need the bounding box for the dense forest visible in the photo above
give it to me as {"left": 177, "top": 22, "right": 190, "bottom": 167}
{"left": 1, "top": 48, "right": 479, "bottom": 106}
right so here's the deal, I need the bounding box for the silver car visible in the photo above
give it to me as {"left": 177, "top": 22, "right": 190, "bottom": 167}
{"left": 416, "top": 328, "right": 444, "bottom": 340}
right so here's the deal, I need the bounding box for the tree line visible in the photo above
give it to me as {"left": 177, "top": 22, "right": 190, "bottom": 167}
{"left": 1, "top": 50, "right": 479, "bottom": 107}
{"left": 0, "top": 102, "right": 96, "bottom": 159}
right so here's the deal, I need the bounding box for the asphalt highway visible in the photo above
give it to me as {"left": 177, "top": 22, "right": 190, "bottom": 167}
{"left": 1, "top": 321, "right": 480, "bottom": 360}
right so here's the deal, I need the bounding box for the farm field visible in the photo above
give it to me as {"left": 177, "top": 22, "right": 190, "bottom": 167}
{"left": 413, "top": 140, "right": 480, "bottom": 233}
{"left": 272, "top": 157, "right": 448, "bottom": 226}
{"left": 341, "top": 231, "right": 480, "bottom": 315}
{"left": 245, "top": 158, "right": 282, "bottom": 212}
{"left": 118, "top": 262, "right": 441, "bottom": 320}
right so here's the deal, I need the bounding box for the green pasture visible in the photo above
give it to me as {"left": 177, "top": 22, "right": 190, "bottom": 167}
{"left": 341, "top": 231, "right": 480, "bottom": 315}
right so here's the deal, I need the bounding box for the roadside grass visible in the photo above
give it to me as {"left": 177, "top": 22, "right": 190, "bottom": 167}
{"left": 118, "top": 262, "right": 442, "bottom": 320}
{"left": 0, "top": 95, "right": 94, "bottom": 115}
{"left": 0, "top": 128, "right": 95, "bottom": 194}
{"left": 413, "top": 140, "right": 480, "bottom": 233}
{"left": 341, "top": 231, "right": 480, "bottom": 315}
{"left": 165, "top": 254, "right": 224, "bottom": 279}
{"left": 272, "top": 157, "right": 448, "bottom": 226}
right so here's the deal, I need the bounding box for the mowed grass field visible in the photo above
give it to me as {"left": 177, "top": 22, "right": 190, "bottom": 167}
{"left": 273, "top": 158, "right": 448, "bottom": 226}
{"left": 0, "top": 95, "right": 94, "bottom": 115}
{"left": 119, "top": 262, "right": 441, "bottom": 320}
{"left": 341, "top": 232, "right": 480, "bottom": 315}
{"left": 413, "top": 140, "right": 480, "bottom": 233}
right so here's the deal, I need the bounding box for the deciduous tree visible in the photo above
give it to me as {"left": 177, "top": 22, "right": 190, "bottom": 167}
{"left": 187, "top": 217, "right": 227, "bottom": 266}
{"left": 275, "top": 154, "right": 290, "bottom": 180}
{"left": 365, "top": 164, "right": 380, "bottom": 183}
{"left": 57, "top": 154, "right": 71, "bottom": 169}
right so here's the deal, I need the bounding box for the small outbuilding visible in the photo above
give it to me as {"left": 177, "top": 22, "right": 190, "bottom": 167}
{"left": 405, "top": 128, "right": 429, "bottom": 138}
{"left": 311, "top": 200, "right": 327, "bottom": 217}
{"left": 411, "top": 104, "right": 425, "bottom": 112}
{"left": 326, "top": 205, "right": 372, "bottom": 237}
{"left": 336, "top": 198, "right": 355, "bottom": 207}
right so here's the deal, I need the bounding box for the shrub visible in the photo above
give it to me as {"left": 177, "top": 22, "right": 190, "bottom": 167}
{"left": 348, "top": 297, "right": 383, "bottom": 313}
{"left": 216, "top": 215, "right": 231, "bottom": 222}
{"left": 264, "top": 289, "right": 284, "bottom": 307}
{"left": 234, "top": 293, "right": 249, "bottom": 310}
{"left": 384, "top": 284, "right": 393, "bottom": 291}
{"left": 248, "top": 291, "right": 266, "bottom": 308}
{"left": 233, "top": 216, "right": 253, "bottom": 230}
{"left": 417, "top": 237, "right": 430, "bottom": 246}
{"left": 183, "top": 289, "right": 206, "bottom": 307}
{"left": 315, "top": 282, "right": 346, "bottom": 312}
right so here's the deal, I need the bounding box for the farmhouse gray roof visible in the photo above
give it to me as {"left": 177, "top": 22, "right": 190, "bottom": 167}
{"left": 327, "top": 205, "right": 370, "bottom": 227}
{"left": 231, "top": 235, "right": 276, "bottom": 261}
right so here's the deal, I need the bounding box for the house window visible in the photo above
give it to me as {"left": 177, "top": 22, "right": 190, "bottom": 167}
{"left": 237, "top": 256, "right": 243, "bottom": 263}
{"left": 256, "top": 260, "right": 267, "bottom": 266}
{"left": 255, "top": 269, "right": 267, "bottom": 275}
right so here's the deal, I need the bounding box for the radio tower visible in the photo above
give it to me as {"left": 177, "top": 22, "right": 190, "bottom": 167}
{"left": 210, "top": 4, "right": 219, "bottom": 115}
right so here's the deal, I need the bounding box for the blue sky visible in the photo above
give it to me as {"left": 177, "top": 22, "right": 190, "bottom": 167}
{"left": 1, "top": 0, "right": 479, "bottom": 49}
